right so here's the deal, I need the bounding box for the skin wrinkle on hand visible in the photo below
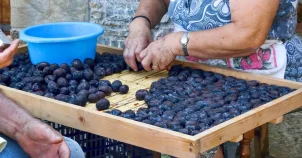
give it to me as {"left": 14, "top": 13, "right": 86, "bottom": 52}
{"left": 124, "top": 0, "right": 168, "bottom": 71}
{"left": 0, "top": 93, "right": 32, "bottom": 140}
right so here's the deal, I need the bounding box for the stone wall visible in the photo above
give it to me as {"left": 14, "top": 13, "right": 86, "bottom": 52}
{"left": 9, "top": 1, "right": 302, "bottom": 157}
{"left": 10, "top": 0, "right": 174, "bottom": 48}
{"left": 10, "top": 0, "right": 89, "bottom": 39}
{"left": 89, "top": 0, "right": 173, "bottom": 48}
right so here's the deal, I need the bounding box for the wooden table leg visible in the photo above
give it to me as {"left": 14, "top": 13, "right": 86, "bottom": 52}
{"left": 254, "top": 124, "right": 269, "bottom": 158}
{"left": 240, "top": 129, "right": 255, "bottom": 158}
{"left": 153, "top": 151, "right": 161, "bottom": 158}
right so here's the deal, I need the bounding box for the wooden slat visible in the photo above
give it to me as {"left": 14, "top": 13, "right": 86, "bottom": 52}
{"left": 297, "top": 4, "right": 302, "bottom": 33}
{"left": 296, "top": 23, "right": 302, "bottom": 34}
{"left": 254, "top": 124, "right": 269, "bottom": 158}
{"left": 97, "top": 44, "right": 123, "bottom": 54}
{"left": 269, "top": 116, "right": 283, "bottom": 124}
{"left": 229, "top": 135, "right": 243, "bottom": 143}
{"left": 16, "top": 45, "right": 28, "bottom": 53}
{"left": 2, "top": 0, "right": 10, "bottom": 24}
{"left": 240, "top": 130, "right": 255, "bottom": 158}
{"left": 0, "top": 0, "right": 2, "bottom": 24}
{"left": 298, "top": 4, "right": 302, "bottom": 23}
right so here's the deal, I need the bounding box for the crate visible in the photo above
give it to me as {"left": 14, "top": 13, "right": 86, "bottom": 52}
{"left": 3, "top": 44, "right": 302, "bottom": 158}
{"left": 46, "top": 121, "right": 153, "bottom": 158}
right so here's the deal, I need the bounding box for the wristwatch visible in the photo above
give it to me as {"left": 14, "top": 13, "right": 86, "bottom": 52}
{"left": 180, "top": 32, "right": 189, "bottom": 56}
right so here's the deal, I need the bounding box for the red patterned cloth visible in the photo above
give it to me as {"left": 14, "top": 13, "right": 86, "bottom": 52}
{"left": 183, "top": 44, "right": 278, "bottom": 70}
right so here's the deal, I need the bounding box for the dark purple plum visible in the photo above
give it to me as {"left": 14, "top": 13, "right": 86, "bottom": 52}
{"left": 72, "top": 59, "right": 84, "bottom": 70}
{"left": 98, "top": 85, "right": 113, "bottom": 95}
{"left": 111, "top": 80, "right": 122, "bottom": 92}
{"left": 119, "top": 85, "right": 129, "bottom": 94}
{"left": 135, "top": 89, "right": 149, "bottom": 100}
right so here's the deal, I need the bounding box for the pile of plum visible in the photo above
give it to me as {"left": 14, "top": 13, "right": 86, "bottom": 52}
{"left": 107, "top": 65, "right": 295, "bottom": 136}
{"left": 0, "top": 52, "right": 129, "bottom": 110}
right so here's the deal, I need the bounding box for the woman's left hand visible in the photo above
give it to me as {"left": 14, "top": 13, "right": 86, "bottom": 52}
{"left": 140, "top": 33, "right": 182, "bottom": 71}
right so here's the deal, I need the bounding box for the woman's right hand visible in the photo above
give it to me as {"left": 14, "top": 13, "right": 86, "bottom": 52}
{"left": 123, "top": 18, "right": 153, "bottom": 71}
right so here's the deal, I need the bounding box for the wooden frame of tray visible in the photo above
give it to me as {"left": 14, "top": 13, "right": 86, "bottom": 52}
{"left": 2, "top": 44, "right": 302, "bottom": 158}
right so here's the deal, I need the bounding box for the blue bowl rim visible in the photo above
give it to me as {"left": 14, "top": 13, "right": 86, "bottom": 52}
{"left": 19, "top": 22, "right": 104, "bottom": 43}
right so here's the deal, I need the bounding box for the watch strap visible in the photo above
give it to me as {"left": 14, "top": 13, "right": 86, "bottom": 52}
{"left": 182, "top": 32, "right": 189, "bottom": 56}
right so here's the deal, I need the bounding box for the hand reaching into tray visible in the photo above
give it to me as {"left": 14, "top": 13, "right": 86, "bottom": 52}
{"left": 139, "top": 33, "right": 181, "bottom": 71}
{"left": 123, "top": 20, "right": 180, "bottom": 71}
{"left": 123, "top": 18, "right": 153, "bottom": 71}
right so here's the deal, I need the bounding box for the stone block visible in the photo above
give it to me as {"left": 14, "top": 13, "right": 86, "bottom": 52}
{"left": 11, "top": 0, "right": 50, "bottom": 28}
{"left": 89, "top": 0, "right": 174, "bottom": 48}
{"left": 11, "top": 0, "right": 88, "bottom": 28}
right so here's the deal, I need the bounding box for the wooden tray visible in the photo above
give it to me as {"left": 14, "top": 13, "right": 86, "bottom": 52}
{"left": 2, "top": 45, "right": 302, "bottom": 158}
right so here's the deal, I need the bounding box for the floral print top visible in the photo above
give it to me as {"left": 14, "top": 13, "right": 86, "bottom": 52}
{"left": 167, "top": 0, "right": 300, "bottom": 78}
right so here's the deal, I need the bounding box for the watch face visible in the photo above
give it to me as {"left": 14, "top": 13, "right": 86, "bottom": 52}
{"left": 181, "top": 38, "right": 188, "bottom": 44}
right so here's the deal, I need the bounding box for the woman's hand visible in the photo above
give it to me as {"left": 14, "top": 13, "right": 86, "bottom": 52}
{"left": 0, "top": 39, "right": 20, "bottom": 68}
{"left": 140, "top": 32, "right": 182, "bottom": 71}
{"left": 123, "top": 19, "right": 153, "bottom": 71}
{"left": 15, "top": 119, "right": 70, "bottom": 158}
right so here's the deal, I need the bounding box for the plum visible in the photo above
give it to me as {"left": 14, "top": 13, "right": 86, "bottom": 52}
{"left": 119, "top": 85, "right": 129, "bottom": 94}
{"left": 98, "top": 85, "right": 113, "bottom": 95}
{"left": 88, "top": 91, "right": 105, "bottom": 103}
{"left": 110, "top": 109, "right": 122, "bottom": 116}
{"left": 60, "top": 63, "right": 70, "bottom": 73}
{"left": 47, "top": 81, "right": 59, "bottom": 93}
{"left": 135, "top": 89, "right": 149, "bottom": 100}
{"left": 53, "top": 68, "right": 66, "bottom": 78}
{"left": 84, "top": 58, "right": 95, "bottom": 68}
{"left": 111, "top": 80, "right": 122, "bottom": 92}
{"left": 72, "top": 59, "right": 84, "bottom": 70}
{"left": 57, "top": 77, "right": 69, "bottom": 87}
{"left": 36, "top": 62, "right": 49, "bottom": 70}
{"left": 83, "top": 68, "right": 94, "bottom": 81}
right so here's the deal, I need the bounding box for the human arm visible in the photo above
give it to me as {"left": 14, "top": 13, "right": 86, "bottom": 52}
{"left": 133, "top": 0, "right": 170, "bottom": 29}
{"left": 123, "top": 0, "right": 170, "bottom": 71}
{"left": 140, "top": 0, "right": 280, "bottom": 71}
{"left": 0, "top": 41, "right": 70, "bottom": 158}
{"left": 0, "top": 91, "right": 70, "bottom": 158}
{"left": 0, "top": 39, "right": 20, "bottom": 67}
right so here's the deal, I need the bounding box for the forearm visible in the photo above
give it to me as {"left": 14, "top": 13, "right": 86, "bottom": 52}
{"left": 186, "top": 24, "right": 266, "bottom": 58}
{"left": 135, "top": 0, "right": 169, "bottom": 28}
{"left": 171, "top": 23, "right": 267, "bottom": 59}
{"left": 170, "top": 0, "right": 277, "bottom": 59}
{"left": 0, "top": 93, "right": 33, "bottom": 140}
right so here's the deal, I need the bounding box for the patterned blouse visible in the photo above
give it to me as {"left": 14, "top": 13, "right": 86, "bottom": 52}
{"left": 167, "top": 0, "right": 302, "bottom": 81}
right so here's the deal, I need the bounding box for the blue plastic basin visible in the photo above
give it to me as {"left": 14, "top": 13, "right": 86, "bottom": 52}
{"left": 19, "top": 22, "right": 104, "bottom": 65}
